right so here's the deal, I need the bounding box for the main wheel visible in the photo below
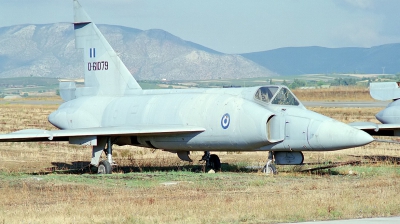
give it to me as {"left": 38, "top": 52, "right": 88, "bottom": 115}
{"left": 98, "top": 160, "right": 112, "bottom": 174}
{"left": 208, "top": 154, "right": 221, "bottom": 171}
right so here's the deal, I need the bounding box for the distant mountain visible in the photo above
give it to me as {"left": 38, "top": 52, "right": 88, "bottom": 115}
{"left": 241, "top": 44, "right": 400, "bottom": 75}
{"left": 0, "top": 23, "right": 276, "bottom": 80}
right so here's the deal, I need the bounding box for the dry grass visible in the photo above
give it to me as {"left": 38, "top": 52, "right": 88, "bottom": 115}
{"left": 0, "top": 91, "right": 400, "bottom": 223}
{"left": 0, "top": 104, "right": 57, "bottom": 132}
{"left": 309, "top": 107, "right": 381, "bottom": 123}
{"left": 293, "top": 86, "right": 373, "bottom": 102}
{"left": 1, "top": 170, "right": 399, "bottom": 223}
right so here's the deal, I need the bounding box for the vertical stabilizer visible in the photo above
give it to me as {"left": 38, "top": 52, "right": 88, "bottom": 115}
{"left": 73, "top": 0, "right": 142, "bottom": 96}
{"left": 370, "top": 82, "right": 400, "bottom": 101}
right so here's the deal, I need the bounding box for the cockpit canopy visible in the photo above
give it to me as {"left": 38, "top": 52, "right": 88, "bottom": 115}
{"left": 254, "top": 86, "right": 300, "bottom": 106}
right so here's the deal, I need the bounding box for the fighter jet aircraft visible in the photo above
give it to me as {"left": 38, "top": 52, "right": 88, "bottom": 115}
{"left": 370, "top": 82, "right": 400, "bottom": 124}
{"left": 0, "top": 0, "right": 374, "bottom": 174}
{"left": 350, "top": 82, "right": 400, "bottom": 137}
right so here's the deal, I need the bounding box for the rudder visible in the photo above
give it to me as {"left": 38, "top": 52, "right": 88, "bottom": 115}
{"left": 73, "top": 0, "right": 142, "bottom": 96}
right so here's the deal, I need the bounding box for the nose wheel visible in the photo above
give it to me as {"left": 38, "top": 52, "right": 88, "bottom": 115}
{"left": 263, "top": 151, "right": 278, "bottom": 175}
{"left": 262, "top": 162, "right": 277, "bottom": 175}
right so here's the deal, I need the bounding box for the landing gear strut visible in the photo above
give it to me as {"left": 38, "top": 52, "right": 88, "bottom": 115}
{"left": 200, "top": 151, "right": 221, "bottom": 171}
{"left": 263, "top": 151, "right": 277, "bottom": 175}
{"left": 100, "top": 137, "right": 116, "bottom": 174}
{"left": 91, "top": 137, "right": 115, "bottom": 174}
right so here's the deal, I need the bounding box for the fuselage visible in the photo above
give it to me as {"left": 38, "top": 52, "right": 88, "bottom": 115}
{"left": 49, "top": 85, "right": 373, "bottom": 152}
{"left": 376, "top": 100, "right": 400, "bottom": 124}
{"left": 0, "top": 0, "right": 375, "bottom": 174}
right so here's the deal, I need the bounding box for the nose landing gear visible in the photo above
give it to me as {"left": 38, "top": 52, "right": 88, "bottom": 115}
{"left": 263, "top": 151, "right": 277, "bottom": 175}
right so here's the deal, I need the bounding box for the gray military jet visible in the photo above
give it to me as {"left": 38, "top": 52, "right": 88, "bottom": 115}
{"left": 0, "top": 0, "right": 374, "bottom": 174}
{"left": 350, "top": 82, "right": 400, "bottom": 137}
{"left": 370, "top": 82, "right": 400, "bottom": 124}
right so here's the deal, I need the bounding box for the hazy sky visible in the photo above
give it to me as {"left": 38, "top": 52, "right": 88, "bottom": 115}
{"left": 1, "top": 0, "right": 400, "bottom": 54}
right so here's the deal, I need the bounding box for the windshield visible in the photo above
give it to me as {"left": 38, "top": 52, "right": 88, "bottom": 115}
{"left": 254, "top": 87, "right": 279, "bottom": 103}
{"left": 254, "top": 86, "right": 299, "bottom": 106}
{"left": 271, "top": 87, "right": 299, "bottom": 106}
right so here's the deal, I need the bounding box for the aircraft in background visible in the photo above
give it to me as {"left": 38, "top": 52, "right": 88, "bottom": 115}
{"left": 371, "top": 82, "right": 400, "bottom": 125}
{"left": 350, "top": 82, "right": 400, "bottom": 137}
{"left": 0, "top": 0, "right": 374, "bottom": 174}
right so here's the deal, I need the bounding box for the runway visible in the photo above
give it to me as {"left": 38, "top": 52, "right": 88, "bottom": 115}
{"left": 289, "top": 216, "right": 400, "bottom": 223}
{"left": 0, "top": 100, "right": 62, "bottom": 105}
{"left": 303, "top": 101, "right": 389, "bottom": 108}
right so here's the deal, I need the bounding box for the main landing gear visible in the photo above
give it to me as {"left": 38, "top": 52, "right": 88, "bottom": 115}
{"left": 98, "top": 160, "right": 112, "bottom": 174}
{"left": 200, "top": 151, "right": 221, "bottom": 171}
{"left": 91, "top": 137, "right": 116, "bottom": 174}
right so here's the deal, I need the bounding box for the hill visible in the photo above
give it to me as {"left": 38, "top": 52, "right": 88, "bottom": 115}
{"left": 0, "top": 23, "right": 275, "bottom": 80}
{"left": 241, "top": 44, "right": 400, "bottom": 75}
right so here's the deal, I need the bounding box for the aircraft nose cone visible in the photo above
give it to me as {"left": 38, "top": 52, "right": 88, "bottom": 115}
{"left": 375, "top": 107, "right": 400, "bottom": 124}
{"left": 375, "top": 110, "right": 385, "bottom": 123}
{"left": 48, "top": 110, "right": 68, "bottom": 129}
{"left": 308, "top": 119, "right": 373, "bottom": 150}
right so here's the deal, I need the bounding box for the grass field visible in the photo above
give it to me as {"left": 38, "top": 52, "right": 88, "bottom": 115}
{"left": 293, "top": 86, "right": 373, "bottom": 102}
{"left": 1, "top": 88, "right": 400, "bottom": 223}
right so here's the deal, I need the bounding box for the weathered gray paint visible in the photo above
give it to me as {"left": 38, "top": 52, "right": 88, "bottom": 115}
{"left": 350, "top": 82, "right": 400, "bottom": 137}
{"left": 0, "top": 0, "right": 374, "bottom": 167}
{"left": 370, "top": 82, "right": 400, "bottom": 101}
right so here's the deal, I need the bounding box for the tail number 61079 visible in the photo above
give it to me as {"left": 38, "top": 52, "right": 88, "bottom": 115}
{"left": 88, "top": 61, "right": 109, "bottom": 71}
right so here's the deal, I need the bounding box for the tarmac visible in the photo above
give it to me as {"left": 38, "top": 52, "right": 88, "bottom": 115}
{"left": 0, "top": 100, "right": 62, "bottom": 105}
{"left": 302, "top": 101, "right": 389, "bottom": 108}
{"left": 288, "top": 216, "right": 400, "bottom": 223}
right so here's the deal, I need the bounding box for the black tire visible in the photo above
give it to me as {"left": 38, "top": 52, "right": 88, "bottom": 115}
{"left": 98, "top": 160, "right": 112, "bottom": 174}
{"left": 208, "top": 154, "right": 221, "bottom": 171}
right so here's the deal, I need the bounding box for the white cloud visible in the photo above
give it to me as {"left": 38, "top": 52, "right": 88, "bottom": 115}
{"left": 343, "top": 0, "right": 374, "bottom": 9}
{"left": 330, "top": 16, "right": 399, "bottom": 48}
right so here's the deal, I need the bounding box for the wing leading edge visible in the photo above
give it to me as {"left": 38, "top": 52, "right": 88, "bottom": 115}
{"left": 349, "top": 122, "right": 400, "bottom": 136}
{"left": 0, "top": 126, "right": 205, "bottom": 143}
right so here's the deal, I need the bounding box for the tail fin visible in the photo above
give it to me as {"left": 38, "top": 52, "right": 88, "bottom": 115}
{"left": 73, "top": 0, "right": 142, "bottom": 96}
{"left": 370, "top": 82, "right": 400, "bottom": 101}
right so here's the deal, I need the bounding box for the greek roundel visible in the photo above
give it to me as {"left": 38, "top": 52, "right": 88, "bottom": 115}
{"left": 221, "top": 113, "right": 230, "bottom": 129}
